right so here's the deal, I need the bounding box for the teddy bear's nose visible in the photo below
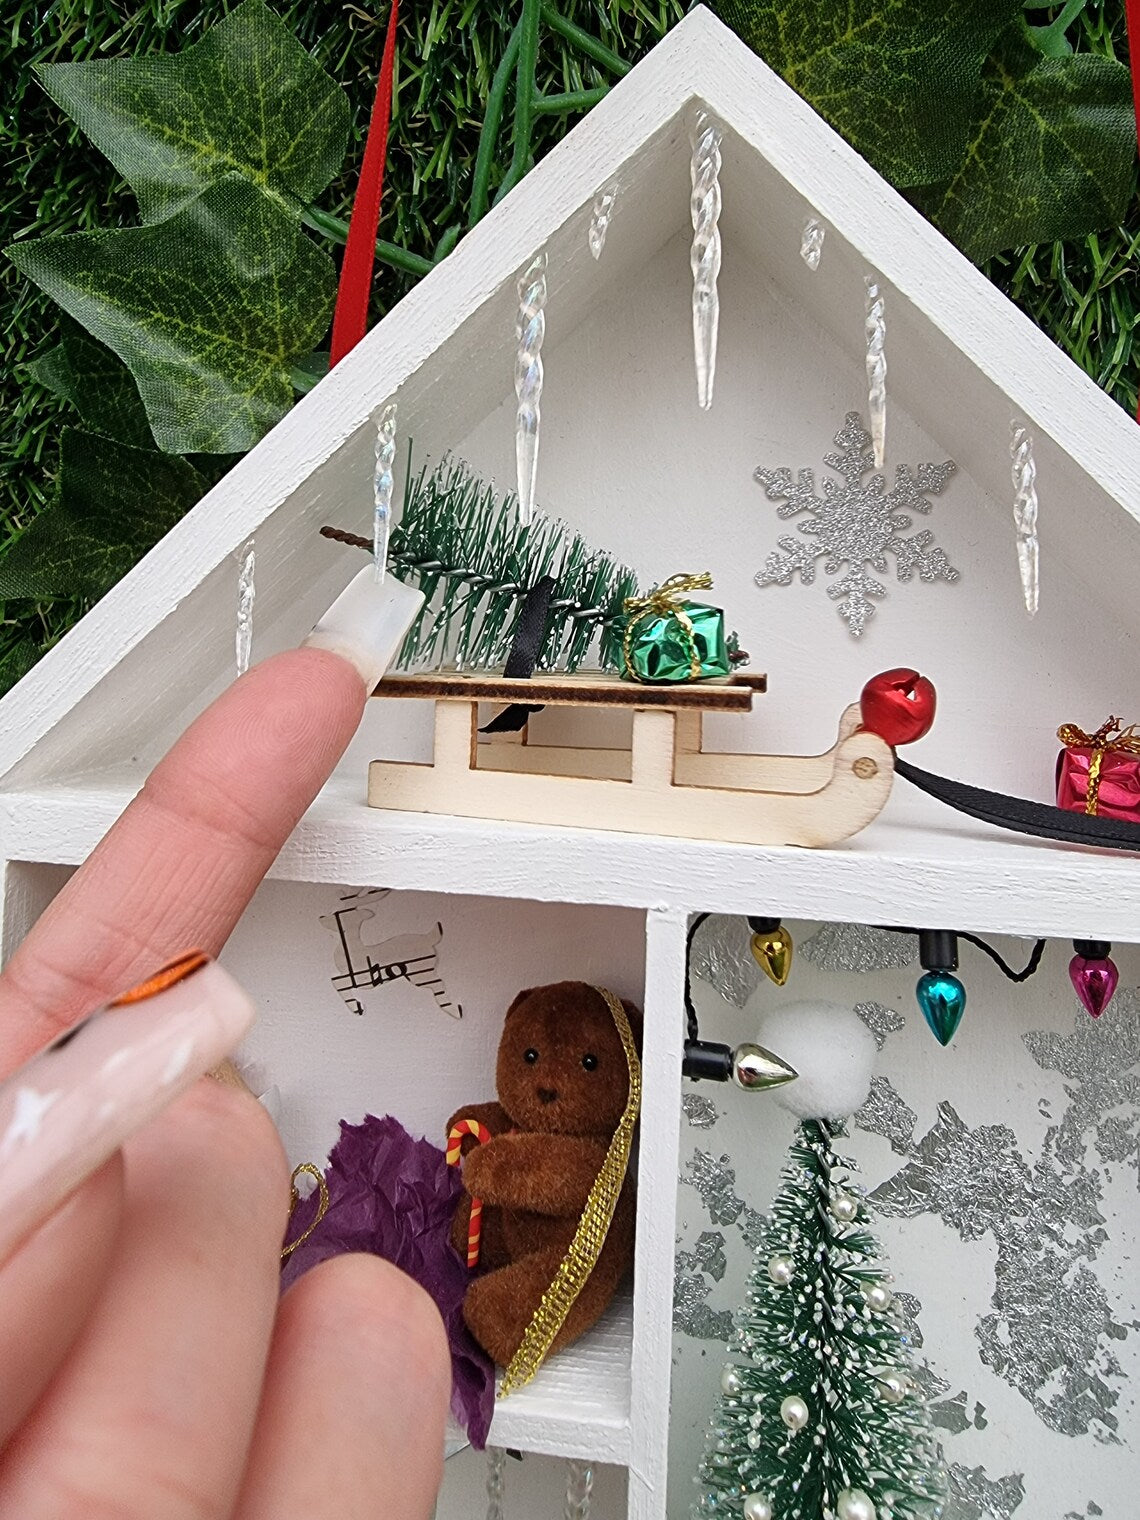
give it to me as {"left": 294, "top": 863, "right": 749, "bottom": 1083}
{"left": 537, "top": 1087, "right": 559, "bottom": 1104}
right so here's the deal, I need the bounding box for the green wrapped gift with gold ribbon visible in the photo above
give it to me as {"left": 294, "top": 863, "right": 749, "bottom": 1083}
{"left": 620, "top": 572, "right": 731, "bottom": 684}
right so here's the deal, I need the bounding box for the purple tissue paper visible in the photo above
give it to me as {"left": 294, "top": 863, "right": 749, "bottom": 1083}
{"left": 280, "top": 1113, "right": 494, "bottom": 1448}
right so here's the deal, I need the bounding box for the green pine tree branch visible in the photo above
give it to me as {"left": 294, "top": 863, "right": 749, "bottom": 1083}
{"left": 324, "top": 455, "right": 640, "bottom": 673}
{"left": 694, "top": 1119, "right": 947, "bottom": 1520}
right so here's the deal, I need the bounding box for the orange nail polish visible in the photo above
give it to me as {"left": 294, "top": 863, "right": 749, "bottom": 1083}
{"left": 109, "top": 950, "right": 210, "bottom": 1006}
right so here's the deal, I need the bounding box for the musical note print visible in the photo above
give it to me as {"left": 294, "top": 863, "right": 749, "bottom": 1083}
{"left": 320, "top": 891, "right": 461, "bottom": 1019}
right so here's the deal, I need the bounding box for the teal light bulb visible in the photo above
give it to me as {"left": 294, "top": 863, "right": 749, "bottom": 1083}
{"left": 916, "top": 970, "right": 966, "bottom": 1045}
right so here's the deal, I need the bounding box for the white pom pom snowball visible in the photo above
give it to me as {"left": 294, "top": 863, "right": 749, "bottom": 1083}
{"left": 752, "top": 1001, "right": 878, "bottom": 1120}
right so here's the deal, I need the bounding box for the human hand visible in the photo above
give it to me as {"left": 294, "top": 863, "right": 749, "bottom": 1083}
{"left": 0, "top": 570, "right": 450, "bottom": 1519}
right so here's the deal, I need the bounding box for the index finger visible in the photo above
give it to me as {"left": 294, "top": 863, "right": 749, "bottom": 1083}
{"left": 0, "top": 646, "right": 365, "bottom": 1073}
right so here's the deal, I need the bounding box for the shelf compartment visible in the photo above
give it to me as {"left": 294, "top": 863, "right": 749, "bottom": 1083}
{"left": 468, "top": 1289, "right": 634, "bottom": 1462}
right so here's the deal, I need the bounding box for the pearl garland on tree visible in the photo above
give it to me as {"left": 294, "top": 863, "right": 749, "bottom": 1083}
{"left": 830, "top": 1189, "right": 859, "bottom": 1223}
{"left": 837, "top": 1488, "right": 877, "bottom": 1520}
{"left": 690, "top": 1119, "right": 947, "bottom": 1520}
{"left": 780, "top": 1395, "right": 809, "bottom": 1431}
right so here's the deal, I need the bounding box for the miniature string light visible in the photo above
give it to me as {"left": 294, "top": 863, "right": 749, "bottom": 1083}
{"left": 681, "top": 914, "right": 797, "bottom": 1089}
{"left": 1069, "top": 939, "right": 1119, "bottom": 1018}
{"left": 748, "top": 915, "right": 793, "bottom": 986}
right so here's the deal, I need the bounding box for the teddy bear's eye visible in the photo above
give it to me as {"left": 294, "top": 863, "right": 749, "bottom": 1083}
{"left": 581, "top": 1053, "right": 598, "bottom": 1071}
{"left": 524, "top": 1048, "right": 539, "bottom": 1064}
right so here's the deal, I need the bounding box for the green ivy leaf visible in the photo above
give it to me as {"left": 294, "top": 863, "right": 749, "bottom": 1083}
{"left": 0, "top": 635, "right": 44, "bottom": 696}
{"left": 7, "top": 179, "right": 337, "bottom": 453}
{"left": 36, "top": 0, "right": 350, "bottom": 225}
{"left": 0, "top": 429, "right": 207, "bottom": 601}
{"left": 915, "top": 25, "right": 1135, "bottom": 260}
{"left": 26, "top": 317, "right": 154, "bottom": 450}
{"left": 711, "top": 0, "right": 1023, "bottom": 187}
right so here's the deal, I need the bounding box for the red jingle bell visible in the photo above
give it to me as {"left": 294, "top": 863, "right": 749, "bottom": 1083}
{"left": 860, "top": 668, "right": 937, "bottom": 747}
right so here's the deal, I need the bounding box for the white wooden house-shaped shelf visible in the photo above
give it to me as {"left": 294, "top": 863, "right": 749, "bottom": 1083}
{"left": 3, "top": 9, "right": 1140, "bottom": 1516}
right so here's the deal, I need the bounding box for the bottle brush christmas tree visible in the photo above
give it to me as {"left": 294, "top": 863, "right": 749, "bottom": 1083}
{"left": 324, "top": 454, "right": 640, "bottom": 672}
{"left": 693, "top": 1116, "right": 947, "bottom": 1520}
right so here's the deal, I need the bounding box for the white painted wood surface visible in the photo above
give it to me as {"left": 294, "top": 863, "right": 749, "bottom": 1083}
{"left": 7, "top": 776, "right": 1140, "bottom": 943}
{"left": 629, "top": 909, "right": 689, "bottom": 1520}
{"left": 2, "top": 10, "right": 1140, "bottom": 1517}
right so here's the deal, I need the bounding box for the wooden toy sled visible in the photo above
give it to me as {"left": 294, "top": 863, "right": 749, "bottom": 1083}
{"left": 367, "top": 671, "right": 894, "bottom": 848}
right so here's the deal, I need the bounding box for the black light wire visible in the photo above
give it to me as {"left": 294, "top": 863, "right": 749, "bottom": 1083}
{"left": 685, "top": 911, "right": 710, "bottom": 1042}
{"left": 957, "top": 932, "right": 1046, "bottom": 983}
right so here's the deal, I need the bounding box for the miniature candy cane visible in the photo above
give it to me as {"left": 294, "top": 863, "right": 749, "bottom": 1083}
{"left": 446, "top": 1117, "right": 493, "bottom": 1268}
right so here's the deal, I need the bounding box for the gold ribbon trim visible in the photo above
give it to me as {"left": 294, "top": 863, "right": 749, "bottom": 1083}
{"left": 622, "top": 572, "right": 713, "bottom": 683}
{"left": 498, "top": 986, "right": 642, "bottom": 1397}
{"left": 1057, "top": 717, "right": 1140, "bottom": 817}
{"left": 280, "top": 1162, "right": 331, "bottom": 1261}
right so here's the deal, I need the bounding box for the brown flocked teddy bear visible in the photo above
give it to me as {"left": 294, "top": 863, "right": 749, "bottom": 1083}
{"left": 447, "top": 981, "right": 641, "bottom": 1368}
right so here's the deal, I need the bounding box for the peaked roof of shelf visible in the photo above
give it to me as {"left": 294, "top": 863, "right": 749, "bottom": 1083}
{"left": 1, "top": 4, "right": 1138, "bottom": 799}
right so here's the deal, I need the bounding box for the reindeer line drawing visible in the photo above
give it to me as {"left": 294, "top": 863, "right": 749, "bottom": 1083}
{"left": 320, "top": 888, "right": 461, "bottom": 1018}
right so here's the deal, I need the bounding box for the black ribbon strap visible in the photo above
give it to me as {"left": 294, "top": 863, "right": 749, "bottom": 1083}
{"left": 479, "top": 576, "right": 557, "bottom": 734}
{"left": 894, "top": 756, "right": 1140, "bottom": 854}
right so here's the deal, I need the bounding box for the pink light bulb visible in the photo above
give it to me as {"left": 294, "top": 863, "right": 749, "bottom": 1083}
{"left": 1069, "top": 954, "right": 1119, "bottom": 1019}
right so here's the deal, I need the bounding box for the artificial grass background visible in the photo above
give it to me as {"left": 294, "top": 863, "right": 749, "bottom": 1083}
{"left": 1, "top": 0, "right": 1136, "bottom": 685}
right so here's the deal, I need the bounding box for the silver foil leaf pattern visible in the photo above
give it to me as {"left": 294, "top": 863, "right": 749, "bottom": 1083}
{"left": 675, "top": 1231, "right": 733, "bottom": 1340}
{"left": 800, "top": 921, "right": 917, "bottom": 973}
{"left": 856, "top": 999, "right": 909, "bottom": 1049}
{"left": 674, "top": 1267, "right": 734, "bottom": 1342}
{"left": 872, "top": 1099, "right": 1129, "bottom": 1439}
{"left": 945, "top": 1464, "right": 1026, "bottom": 1520}
{"left": 1023, "top": 987, "right": 1140, "bottom": 1186}
{"left": 682, "top": 1093, "right": 721, "bottom": 1129}
{"left": 691, "top": 915, "right": 760, "bottom": 1007}
{"left": 678, "top": 1229, "right": 728, "bottom": 1282}
{"left": 930, "top": 1392, "right": 972, "bottom": 1436}
{"left": 856, "top": 1074, "right": 918, "bottom": 1152}
{"left": 682, "top": 1150, "right": 747, "bottom": 1227}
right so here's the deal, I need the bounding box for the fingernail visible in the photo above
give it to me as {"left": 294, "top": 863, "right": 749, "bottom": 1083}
{"left": 303, "top": 568, "right": 424, "bottom": 691}
{"left": 0, "top": 954, "right": 255, "bottom": 1266}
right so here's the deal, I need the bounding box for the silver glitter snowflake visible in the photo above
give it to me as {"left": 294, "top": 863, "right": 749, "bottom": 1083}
{"left": 754, "top": 411, "right": 960, "bottom": 636}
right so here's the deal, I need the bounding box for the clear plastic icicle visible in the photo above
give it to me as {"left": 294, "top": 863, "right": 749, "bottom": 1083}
{"left": 589, "top": 189, "right": 616, "bottom": 259}
{"left": 235, "top": 537, "right": 255, "bottom": 677}
{"left": 1010, "top": 420, "right": 1039, "bottom": 616}
{"left": 690, "top": 111, "right": 723, "bottom": 411}
{"left": 515, "top": 250, "right": 548, "bottom": 527}
{"left": 373, "top": 401, "right": 398, "bottom": 583}
{"left": 801, "top": 217, "right": 825, "bottom": 271}
{"left": 564, "top": 1459, "right": 595, "bottom": 1520}
{"left": 864, "top": 277, "right": 887, "bottom": 469}
{"left": 484, "top": 1446, "right": 506, "bottom": 1520}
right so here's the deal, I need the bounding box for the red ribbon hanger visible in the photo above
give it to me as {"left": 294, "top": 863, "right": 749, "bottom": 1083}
{"left": 329, "top": 0, "right": 399, "bottom": 367}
